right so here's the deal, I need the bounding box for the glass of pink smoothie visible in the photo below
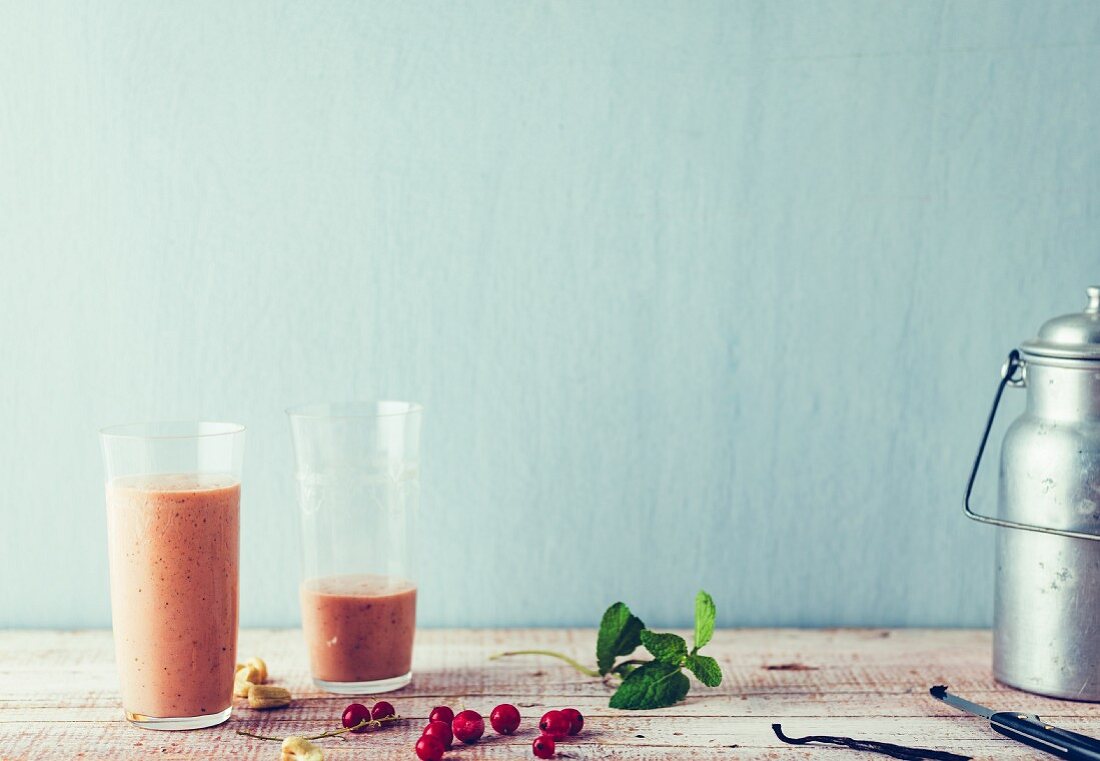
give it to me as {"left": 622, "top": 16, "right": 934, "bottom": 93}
{"left": 100, "top": 421, "right": 244, "bottom": 730}
{"left": 288, "top": 401, "right": 421, "bottom": 694}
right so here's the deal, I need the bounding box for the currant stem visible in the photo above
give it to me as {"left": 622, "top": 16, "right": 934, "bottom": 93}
{"left": 489, "top": 649, "right": 601, "bottom": 677}
{"left": 236, "top": 715, "right": 402, "bottom": 743}
{"left": 305, "top": 718, "right": 370, "bottom": 740}
{"left": 236, "top": 728, "right": 285, "bottom": 741}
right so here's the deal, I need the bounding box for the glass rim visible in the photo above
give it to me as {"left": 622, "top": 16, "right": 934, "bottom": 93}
{"left": 99, "top": 421, "right": 246, "bottom": 440}
{"left": 285, "top": 400, "right": 424, "bottom": 420}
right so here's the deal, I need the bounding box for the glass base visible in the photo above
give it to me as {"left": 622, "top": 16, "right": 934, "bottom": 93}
{"left": 125, "top": 705, "right": 232, "bottom": 730}
{"left": 313, "top": 671, "right": 412, "bottom": 695}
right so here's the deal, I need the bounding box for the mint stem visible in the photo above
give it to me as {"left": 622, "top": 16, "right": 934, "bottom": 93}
{"left": 489, "top": 649, "right": 601, "bottom": 677}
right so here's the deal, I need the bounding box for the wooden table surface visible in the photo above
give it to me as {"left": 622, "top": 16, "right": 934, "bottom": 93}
{"left": 2, "top": 628, "right": 1097, "bottom": 760}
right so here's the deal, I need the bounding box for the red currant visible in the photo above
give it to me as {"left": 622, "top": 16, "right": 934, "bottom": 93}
{"left": 538, "top": 710, "right": 570, "bottom": 740}
{"left": 429, "top": 705, "right": 454, "bottom": 724}
{"left": 415, "top": 734, "right": 445, "bottom": 761}
{"left": 422, "top": 720, "right": 454, "bottom": 750}
{"left": 342, "top": 702, "right": 370, "bottom": 733}
{"left": 452, "top": 709, "right": 485, "bottom": 744}
{"left": 532, "top": 734, "right": 556, "bottom": 759}
{"left": 490, "top": 703, "right": 521, "bottom": 734}
{"left": 560, "top": 707, "right": 584, "bottom": 735}
{"left": 371, "top": 700, "right": 396, "bottom": 721}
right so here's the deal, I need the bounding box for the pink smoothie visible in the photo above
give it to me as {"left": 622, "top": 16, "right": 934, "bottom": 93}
{"left": 106, "top": 474, "right": 240, "bottom": 719}
{"left": 300, "top": 574, "right": 417, "bottom": 683}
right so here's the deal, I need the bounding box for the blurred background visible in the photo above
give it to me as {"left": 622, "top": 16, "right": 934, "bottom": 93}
{"left": 1, "top": 1, "right": 1097, "bottom": 629}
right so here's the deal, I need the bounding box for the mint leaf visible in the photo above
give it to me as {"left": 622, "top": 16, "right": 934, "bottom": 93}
{"left": 609, "top": 661, "right": 691, "bottom": 710}
{"left": 684, "top": 654, "right": 722, "bottom": 687}
{"left": 596, "top": 602, "right": 645, "bottom": 675}
{"left": 693, "top": 590, "right": 716, "bottom": 652}
{"left": 640, "top": 630, "right": 688, "bottom": 665}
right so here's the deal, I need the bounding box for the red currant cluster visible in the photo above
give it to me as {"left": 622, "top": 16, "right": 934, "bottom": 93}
{"left": 532, "top": 708, "right": 584, "bottom": 758}
{"left": 341, "top": 699, "right": 398, "bottom": 732}
{"left": 415, "top": 703, "right": 584, "bottom": 760}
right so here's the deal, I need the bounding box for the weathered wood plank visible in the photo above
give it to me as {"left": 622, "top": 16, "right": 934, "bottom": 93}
{"left": 0, "top": 628, "right": 1091, "bottom": 760}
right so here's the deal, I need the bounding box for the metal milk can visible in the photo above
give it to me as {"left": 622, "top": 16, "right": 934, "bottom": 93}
{"left": 965, "top": 286, "right": 1100, "bottom": 700}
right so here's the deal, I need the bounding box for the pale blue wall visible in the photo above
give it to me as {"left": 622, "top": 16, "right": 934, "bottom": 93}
{"left": 1, "top": 1, "right": 1097, "bottom": 629}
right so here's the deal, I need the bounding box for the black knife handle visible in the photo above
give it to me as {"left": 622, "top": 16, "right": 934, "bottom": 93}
{"left": 990, "top": 712, "right": 1100, "bottom": 760}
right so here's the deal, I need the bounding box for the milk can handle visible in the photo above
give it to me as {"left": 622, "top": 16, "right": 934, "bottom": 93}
{"left": 963, "top": 349, "right": 1100, "bottom": 541}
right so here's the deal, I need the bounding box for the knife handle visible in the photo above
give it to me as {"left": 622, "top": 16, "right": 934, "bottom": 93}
{"left": 990, "top": 712, "right": 1100, "bottom": 760}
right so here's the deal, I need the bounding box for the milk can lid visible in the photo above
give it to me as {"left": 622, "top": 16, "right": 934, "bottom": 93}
{"left": 1020, "top": 286, "right": 1100, "bottom": 360}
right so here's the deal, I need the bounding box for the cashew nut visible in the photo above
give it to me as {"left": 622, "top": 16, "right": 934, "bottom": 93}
{"left": 281, "top": 735, "right": 323, "bottom": 761}
{"left": 234, "top": 664, "right": 261, "bottom": 697}
{"left": 244, "top": 656, "right": 268, "bottom": 683}
{"left": 248, "top": 683, "right": 292, "bottom": 709}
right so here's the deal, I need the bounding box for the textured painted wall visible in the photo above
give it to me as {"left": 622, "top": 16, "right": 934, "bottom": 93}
{"left": 1, "top": 1, "right": 1098, "bottom": 629}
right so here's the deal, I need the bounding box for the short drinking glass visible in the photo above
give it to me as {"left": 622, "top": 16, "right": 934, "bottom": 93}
{"left": 288, "top": 401, "right": 421, "bottom": 694}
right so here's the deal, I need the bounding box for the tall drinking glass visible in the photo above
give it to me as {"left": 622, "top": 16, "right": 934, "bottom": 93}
{"left": 100, "top": 421, "right": 244, "bottom": 730}
{"left": 287, "top": 401, "right": 421, "bottom": 694}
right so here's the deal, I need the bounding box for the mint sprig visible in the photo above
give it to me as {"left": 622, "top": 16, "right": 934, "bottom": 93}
{"left": 490, "top": 589, "right": 723, "bottom": 710}
{"left": 608, "top": 593, "right": 722, "bottom": 709}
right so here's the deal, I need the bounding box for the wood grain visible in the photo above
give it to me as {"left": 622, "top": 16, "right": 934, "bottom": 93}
{"left": 1, "top": 628, "right": 1096, "bottom": 759}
